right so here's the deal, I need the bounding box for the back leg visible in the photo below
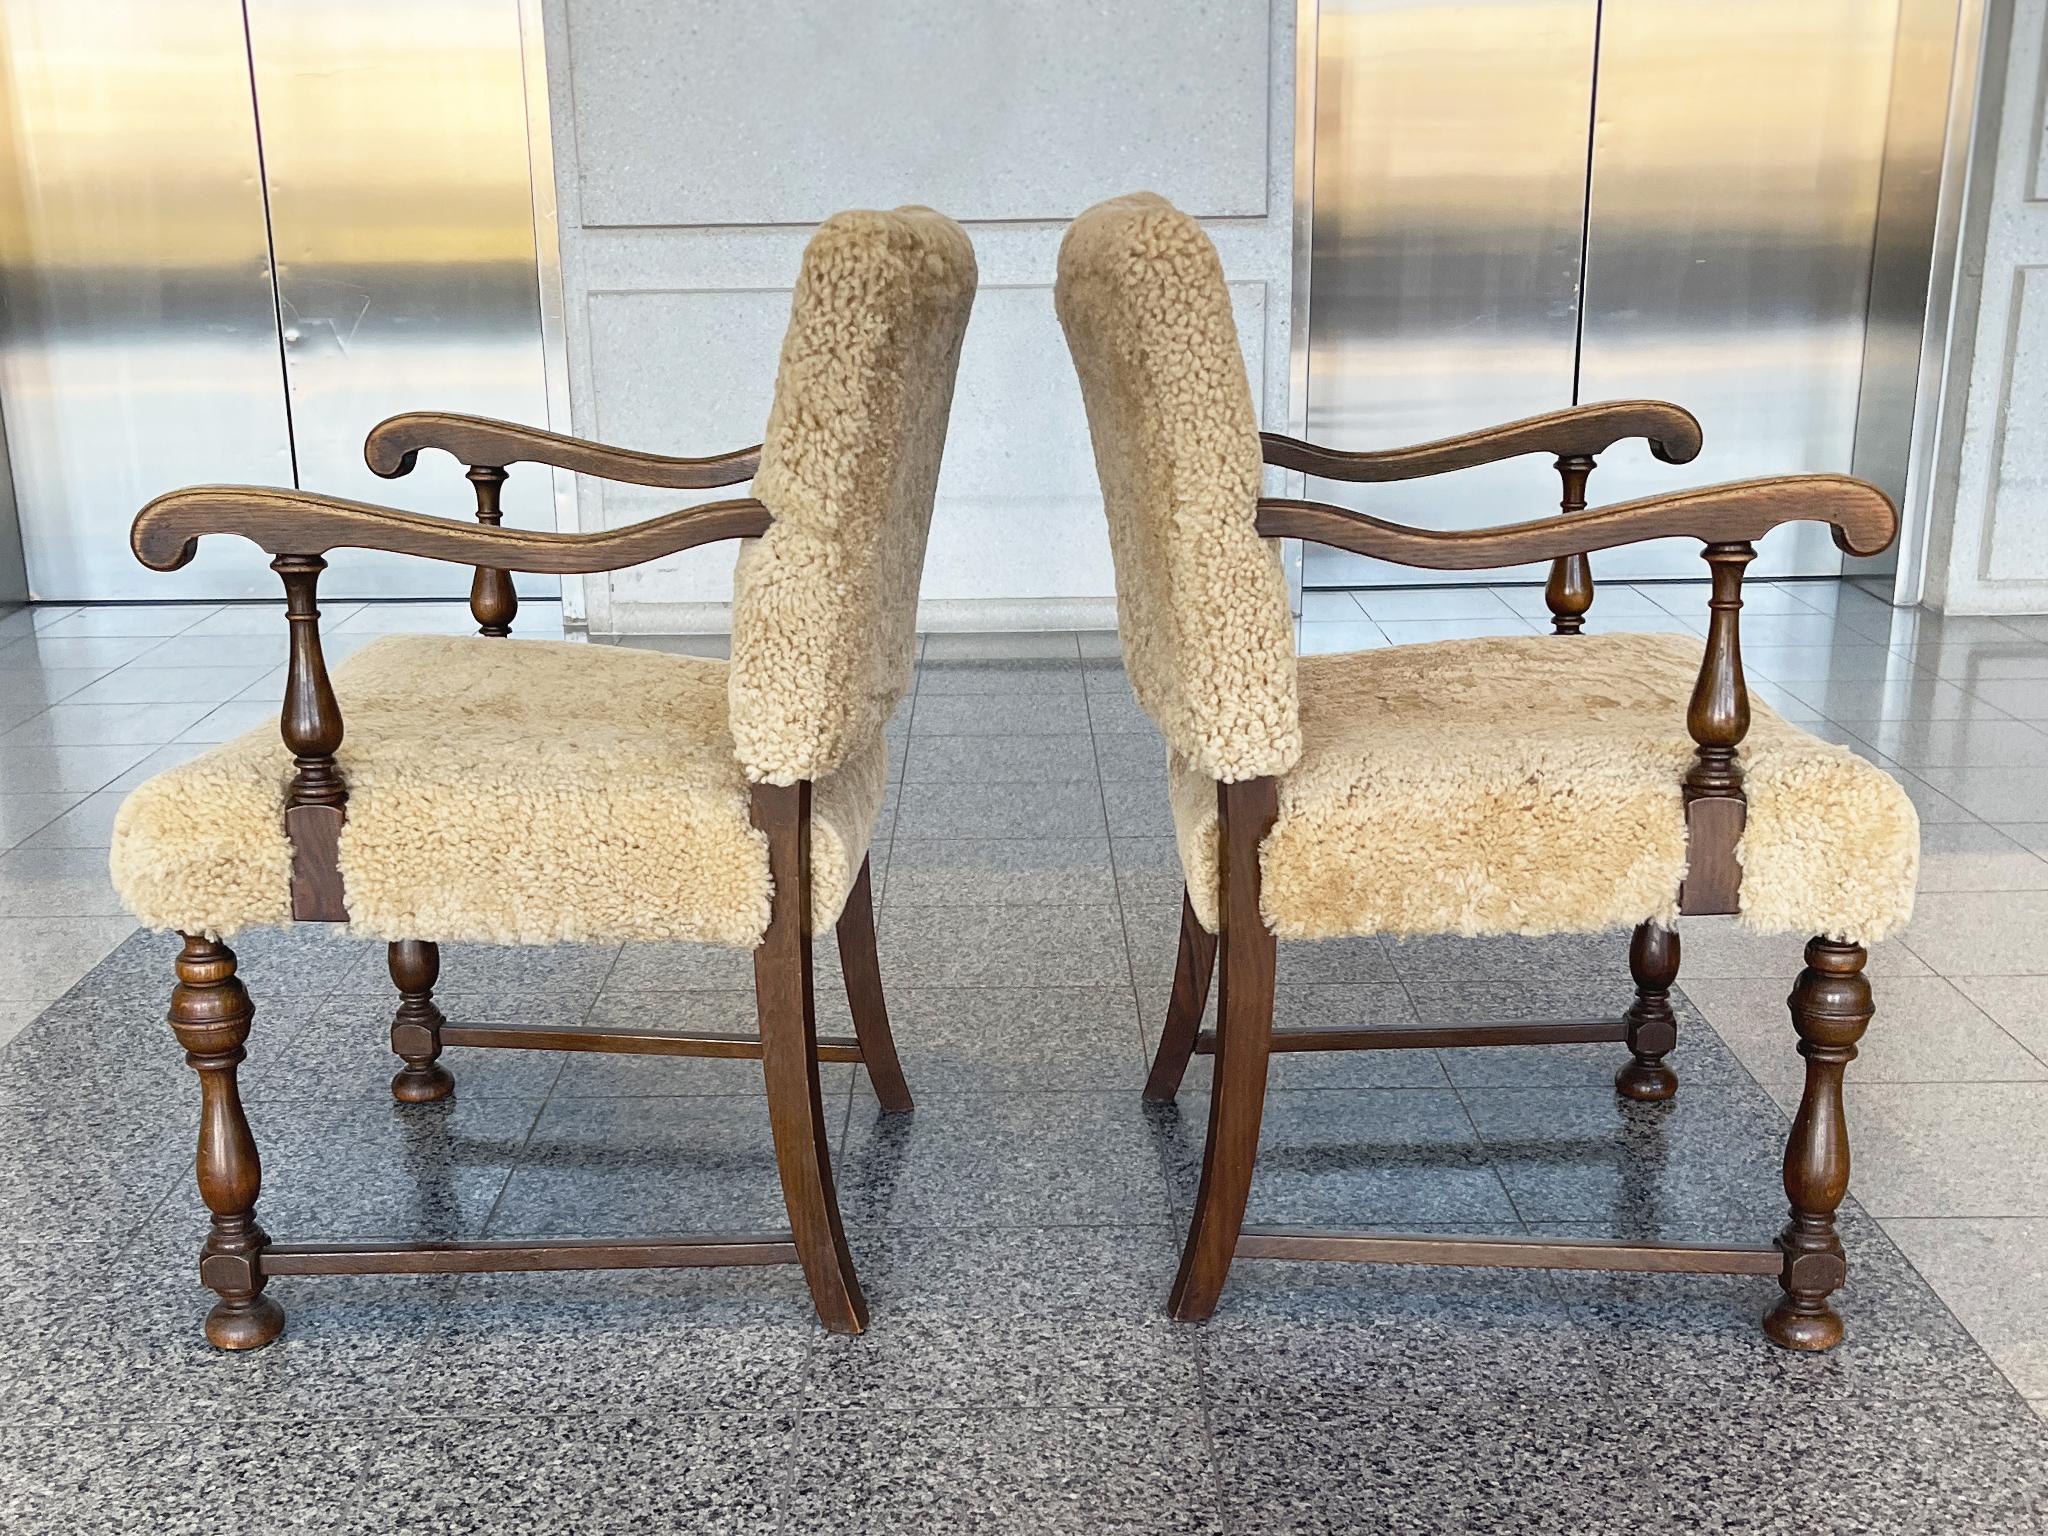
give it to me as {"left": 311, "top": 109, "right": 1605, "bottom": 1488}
{"left": 388, "top": 939, "right": 455, "bottom": 1103}
{"left": 836, "top": 856, "right": 913, "bottom": 1113}
{"left": 1616, "top": 921, "right": 1680, "bottom": 1102}
{"left": 1144, "top": 888, "right": 1216, "bottom": 1103}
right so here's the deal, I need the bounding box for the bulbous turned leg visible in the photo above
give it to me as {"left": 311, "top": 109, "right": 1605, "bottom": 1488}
{"left": 388, "top": 939, "right": 454, "bottom": 1103}
{"left": 169, "top": 933, "right": 284, "bottom": 1351}
{"left": 1764, "top": 936, "right": 1872, "bottom": 1352}
{"left": 1616, "top": 921, "right": 1681, "bottom": 1102}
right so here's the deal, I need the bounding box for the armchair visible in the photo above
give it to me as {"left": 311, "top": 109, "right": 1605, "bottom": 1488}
{"left": 110, "top": 206, "right": 979, "bottom": 1346}
{"left": 1057, "top": 193, "right": 1917, "bottom": 1348}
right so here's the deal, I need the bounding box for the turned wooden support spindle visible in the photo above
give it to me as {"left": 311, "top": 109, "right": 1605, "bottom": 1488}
{"left": 1544, "top": 452, "right": 1597, "bottom": 634}
{"left": 273, "top": 555, "right": 348, "bottom": 921}
{"left": 1765, "top": 937, "right": 1872, "bottom": 1351}
{"left": 1616, "top": 921, "right": 1680, "bottom": 1103}
{"left": 388, "top": 939, "right": 454, "bottom": 1104}
{"left": 1684, "top": 541, "right": 1755, "bottom": 798}
{"left": 466, "top": 465, "right": 517, "bottom": 637}
{"left": 169, "top": 934, "right": 284, "bottom": 1351}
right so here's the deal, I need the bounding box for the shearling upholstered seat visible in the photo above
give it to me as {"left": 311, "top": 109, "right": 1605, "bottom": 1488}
{"left": 1168, "top": 632, "right": 1918, "bottom": 945}
{"left": 1058, "top": 190, "right": 1917, "bottom": 1346}
{"left": 110, "top": 634, "right": 887, "bottom": 946}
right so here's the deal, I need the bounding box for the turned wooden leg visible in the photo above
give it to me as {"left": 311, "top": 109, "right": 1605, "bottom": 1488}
{"left": 1616, "top": 921, "right": 1680, "bottom": 1102}
{"left": 753, "top": 780, "right": 868, "bottom": 1334}
{"left": 168, "top": 934, "right": 284, "bottom": 1351}
{"left": 388, "top": 939, "right": 454, "bottom": 1104}
{"left": 1764, "top": 937, "right": 1872, "bottom": 1352}
{"left": 1168, "top": 779, "right": 1278, "bottom": 1322}
{"left": 835, "top": 857, "right": 913, "bottom": 1114}
{"left": 1145, "top": 888, "right": 1217, "bottom": 1104}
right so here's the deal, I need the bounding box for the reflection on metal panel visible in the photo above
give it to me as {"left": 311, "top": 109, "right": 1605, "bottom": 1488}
{"left": 245, "top": 0, "right": 554, "bottom": 599}
{"left": 1849, "top": 0, "right": 1983, "bottom": 602}
{"left": 1300, "top": 0, "right": 1597, "bottom": 588}
{"left": 0, "top": 0, "right": 293, "bottom": 600}
{"left": 1576, "top": 0, "right": 1898, "bottom": 580}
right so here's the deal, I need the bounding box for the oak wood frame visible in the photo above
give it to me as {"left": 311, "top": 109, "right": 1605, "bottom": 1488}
{"left": 138, "top": 483, "right": 904, "bottom": 1346}
{"left": 1261, "top": 399, "right": 1703, "bottom": 635}
{"left": 362, "top": 411, "right": 762, "bottom": 637}
{"left": 1153, "top": 470, "right": 1896, "bottom": 1347}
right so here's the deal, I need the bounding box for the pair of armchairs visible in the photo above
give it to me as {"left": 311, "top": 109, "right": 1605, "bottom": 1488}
{"left": 113, "top": 196, "right": 1916, "bottom": 1356}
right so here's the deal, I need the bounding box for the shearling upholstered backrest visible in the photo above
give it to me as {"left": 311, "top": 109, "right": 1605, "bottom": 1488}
{"left": 728, "top": 206, "right": 977, "bottom": 784}
{"left": 1055, "top": 193, "right": 1300, "bottom": 781}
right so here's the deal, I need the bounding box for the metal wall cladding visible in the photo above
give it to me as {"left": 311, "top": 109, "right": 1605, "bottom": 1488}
{"left": 1300, "top": 0, "right": 1905, "bottom": 587}
{"left": 0, "top": 0, "right": 295, "bottom": 600}
{"left": 1574, "top": 0, "right": 1899, "bottom": 581}
{"left": 1300, "top": 0, "right": 1598, "bottom": 591}
{"left": 244, "top": 0, "right": 555, "bottom": 599}
{"left": 0, "top": 0, "right": 555, "bottom": 601}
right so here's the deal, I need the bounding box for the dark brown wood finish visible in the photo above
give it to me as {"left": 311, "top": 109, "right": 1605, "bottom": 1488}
{"left": 133, "top": 486, "right": 772, "bottom": 576}
{"left": 836, "top": 857, "right": 913, "bottom": 1113}
{"left": 464, "top": 465, "right": 517, "bottom": 636}
{"left": 1546, "top": 453, "right": 1596, "bottom": 634}
{"left": 365, "top": 411, "right": 762, "bottom": 489}
{"left": 437, "top": 1022, "right": 865, "bottom": 1062}
{"left": 1258, "top": 399, "right": 1702, "bottom": 481}
{"left": 1766, "top": 937, "right": 1873, "bottom": 1351}
{"left": 1254, "top": 474, "right": 1897, "bottom": 569}
{"left": 1195, "top": 1019, "right": 1630, "bottom": 1054}
{"left": 1678, "top": 540, "right": 1756, "bottom": 915}
{"left": 1144, "top": 888, "right": 1217, "bottom": 1102}
{"left": 751, "top": 779, "right": 868, "bottom": 1334}
{"left": 1237, "top": 1229, "right": 1782, "bottom": 1275}
{"left": 272, "top": 554, "right": 348, "bottom": 922}
{"left": 388, "top": 940, "right": 454, "bottom": 1103}
{"left": 169, "top": 935, "right": 284, "bottom": 1351}
{"left": 1616, "top": 922, "right": 1681, "bottom": 1102}
{"left": 1168, "top": 775, "right": 1280, "bottom": 1322}
{"left": 261, "top": 1234, "right": 798, "bottom": 1276}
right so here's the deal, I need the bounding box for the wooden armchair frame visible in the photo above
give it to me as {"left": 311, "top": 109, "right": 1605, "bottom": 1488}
{"left": 1146, "top": 426, "right": 1896, "bottom": 1351}
{"left": 130, "top": 414, "right": 907, "bottom": 1349}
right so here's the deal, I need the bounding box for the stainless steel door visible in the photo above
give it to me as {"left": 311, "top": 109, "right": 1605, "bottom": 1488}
{"left": 244, "top": 0, "right": 556, "bottom": 599}
{"left": 1575, "top": 0, "right": 1899, "bottom": 580}
{"left": 0, "top": 0, "right": 295, "bottom": 600}
{"left": 1299, "top": 0, "right": 1599, "bottom": 589}
{"left": 0, "top": 0, "right": 554, "bottom": 601}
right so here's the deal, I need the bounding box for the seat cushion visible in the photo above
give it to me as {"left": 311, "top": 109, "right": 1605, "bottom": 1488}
{"left": 1166, "top": 633, "right": 1919, "bottom": 945}
{"left": 110, "top": 636, "right": 888, "bottom": 946}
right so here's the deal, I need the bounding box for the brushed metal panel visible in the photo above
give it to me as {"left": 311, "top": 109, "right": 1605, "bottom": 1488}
{"left": 1299, "top": 0, "right": 1598, "bottom": 589}
{"left": 1850, "top": 0, "right": 1986, "bottom": 603}
{"left": 562, "top": 0, "right": 1271, "bottom": 227}
{"left": 246, "top": 0, "right": 555, "bottom": 599}
{"left": 0, "top": 0, "right": 294, "bottom": 600}
{"left": 1576, "top": 0, "right": 1898, "bottom": 580}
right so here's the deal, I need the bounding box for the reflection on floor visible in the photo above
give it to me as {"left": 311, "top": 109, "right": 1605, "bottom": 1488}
{"left": 2, "top": 583, "right": 2046, "bottom": 1531}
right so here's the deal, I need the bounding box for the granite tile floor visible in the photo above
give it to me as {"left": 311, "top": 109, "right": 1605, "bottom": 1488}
{"left": 2, "top": 582, "right": 2047, "bottom": 1531}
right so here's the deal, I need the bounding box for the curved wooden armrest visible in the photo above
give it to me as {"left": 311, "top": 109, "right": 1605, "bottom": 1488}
{"left": 1259, "top": 400, "right": 1703, "bottom": 482}
{"left": 364, "top": 411, "right": 762, "bottom": 489}
{"left": 1255, "top": 473, "right": 1896, "bottom": 571}
{"left": 132, "top": 485, "right": 772, "bottom": 574}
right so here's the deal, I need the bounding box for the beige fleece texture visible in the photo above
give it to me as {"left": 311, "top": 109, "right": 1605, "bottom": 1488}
{"left": 110, "top": 636, "right": 886, "bottom": 945}
{"left": 731, "top": 206, "right": 977, "bottom": 783}
{"left": 111, "top": 206, "right": 976, "bottom": 946}
{"left": 1167, "top": 634, "right": 1919, "bottom": 945}
{"left": 1054, "top": 193, "right": 1301, "bottom": 782}
{"left": 1057, "top": 192, "right": 1916, "bottom": 946}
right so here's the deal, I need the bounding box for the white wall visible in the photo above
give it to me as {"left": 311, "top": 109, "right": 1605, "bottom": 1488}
{"left": 541, "top": 0, "right": 1296, "bottom": 632}
{"left": 1926, "top": 0, "right": 2048, "bottom": 614}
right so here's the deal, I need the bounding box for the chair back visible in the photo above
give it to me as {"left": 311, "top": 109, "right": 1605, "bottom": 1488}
{"left": 1055, "top": 192, "right": 1299, "bottom": 781}
{"left": 729, "top": 206, "right": 977, "bottom": 782}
